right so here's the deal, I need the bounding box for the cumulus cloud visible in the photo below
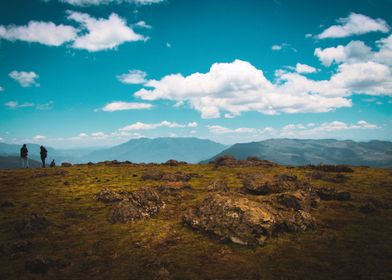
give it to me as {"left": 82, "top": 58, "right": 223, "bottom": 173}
{"left": 67, "top": 11, "right": 146, "bottom": 51}
{"left": 134, "top": 59, "right": 354, "bottom": 118}
{"left": 0, "top": 21, "right": 77, "bottom": 46}
{"left": 58, "top": 0, "right": 164, "bottom": 6}
{"left": 117, "top": 70, "right": 147, "bottom": 84}
{"left": 295, "top": 63, "right": 317, "bottom": 74}
{"left": 318, "top": 13, "right": 389, "bottom": 39}
{"left": 9, "top": 71, "right": 39, "bottom": 87}
{"left": 119, "top": 121, "right": 198, "bottom": 131}
{"left": 101, "top": 101, "right": 152, "bottom": 111}
{"left": 134, "top": 21, "right": 152, "bottom": 29}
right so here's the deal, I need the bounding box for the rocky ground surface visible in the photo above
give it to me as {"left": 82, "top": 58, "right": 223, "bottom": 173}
{"left": 0, "top": 158, "right": 391, "bottom": 279}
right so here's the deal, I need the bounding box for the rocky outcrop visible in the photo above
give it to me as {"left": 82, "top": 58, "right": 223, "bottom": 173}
{"left": 61, "top": 162, "right": 72, "bottom": 167}
{"left": 243, "top": 173, "right": 309, "bottom": 195}
{"left": 108, "top": 188, "right": 165, "bottom": 224}
{"left": 212, "top": 156, "right": 277, "bottom": 168}
{"left": 95, "top": 188, "right": 130, "bottom": 203}
{"left": 183, "top": 193, "right": 315, "bottom": 246}
{"left": 316, "top": 187, "right": 351, "bottom": 201}
{"left": 163, "top": 159, "right": 187, "bottom": 166}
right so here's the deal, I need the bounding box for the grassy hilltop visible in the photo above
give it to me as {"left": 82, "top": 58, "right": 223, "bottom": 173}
{"left": 0, "top": 160, "right": 391, "bottom": 279}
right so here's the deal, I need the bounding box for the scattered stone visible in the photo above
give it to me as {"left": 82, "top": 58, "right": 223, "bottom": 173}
{"left": 95, "top": 188, "right": 130, "bottom": 203}
{"left": 207, "top": 179, "right": 229, "bottom": 192}
{"left": 15, "top": 214, "right": 50, "bottom": 236}
{"left": 316, "top": 187, "right": 351, "bottom": 201}
{"left": 360, "top": 201, "right": 378, "bottom": 214}
{"left": 0, "top": 201, "right": 15, "bottom": 208}
{"left": 108, "top": 188, "right": 165, "bottom": 224}
{"left": 61, "top": 162, "right": 72, "bottom": 167}
{"left": 183, "top": 193, "right": 315, "bottom": 246}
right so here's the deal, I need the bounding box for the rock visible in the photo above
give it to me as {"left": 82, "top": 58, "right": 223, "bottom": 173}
{"left": 95, "top": 188, "right": 129, "bottom": 203}
{"left": 142, "top": 170, "right": 193, "bottom": 182}
{"left": 316, "top": 187, "right": 351, "bottom": 201}
{"left": 87, "top": 162, "right": 94, "bottom": 166}
{"left": 309, "top": 172, "right": 349, "bottom": 183}
{"left": 0, "top": 201, "right": 15, "bottom": 208}
{"left": 360, "top": 201, "right": 378, "bottom": 214}
{"left": 183, "top": 193, "right": 315, "bottom": 246}
{"left": 108, "top": 188, "right": 165, "bottom": 224}
{"left": 275, "top": 173, "right": 298, "bottom": 182}
{"left": 243, "top": 174, "right": 284, "bottom": 194}
{"left": 305, "top": 164, "right": 354, "bottom": 173}
{"left": 207, "top": 179, "right": 229, "bottom": 192}
{"left": 163, "top": 159, "right": 187, "bottom": 166}
{"left": 213, "top": 155, "right": 238, "bottom": 167}
{"left": 15, "top": 214, "right": 50, "bottom": 236}
{"left": 277, "top": 190, "right": 313, "bottom": 211}
{"left": 61, "top": 162, "right": 72, "bottom": 167}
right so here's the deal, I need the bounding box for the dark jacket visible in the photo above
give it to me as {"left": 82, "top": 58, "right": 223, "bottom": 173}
{"left": 20, "top": 146, "right": 28, "bottom": 158}
{"left": 40, "top": 147, "right": 48, "bottom": 159}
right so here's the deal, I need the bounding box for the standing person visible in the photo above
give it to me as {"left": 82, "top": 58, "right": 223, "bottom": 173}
{"left": 40, "top": 145, "right": 48, "bottom": 168}
{"left": 20, "top": 144, "right": 29, "bottom": 168}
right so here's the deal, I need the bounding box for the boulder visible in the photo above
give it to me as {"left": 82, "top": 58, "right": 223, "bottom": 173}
{"left": 207, "top": 179, "right": 229, "bottom": 192}
{"left": 141, "top": 170, "right": 165, "bottom": 181}
{"left": 213, "top": 155, "right": 238, "bottom": 167}
{"left": 183, "top": 193, "right": 315, "bottom": 246}
{"left": 163, "top": 159, "right": 187, "bottom": 166}
{"left": 108, "top": 188, "right": 165, "bottom": 224}
{"left": 61, "top": 162, "right": 72, "bottom": 167}
{"left": 243, "top": 174, "right": 284, "bottom": 195}
{"left": 15, "top": 214, "right": 50, "bottom": 236}
{"left": 316, "top": 187, "right": 351, "bottom": 201}
{"left": 277, "top": 190, "right": 313, "bottom": 211}
{"left": 95, "top": 188, "right": 129, "bottom": 203}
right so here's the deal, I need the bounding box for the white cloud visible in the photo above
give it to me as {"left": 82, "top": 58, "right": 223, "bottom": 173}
{"left": 134, "top": 21, "right": 152, "bottom": 29}
{"left": 166, "top": 42, "right": 171, "bottom": 48}
{"left": 119, "top": 121, "right": 198, "bottom": 131}
{"left": 67, "top": 11, "right": 146, "bottom": 51}
{"left": 271, "top": 44, "right": 283, "bottom": 51}
{"left": 101, "top": 101, "right": 152, "bottom": 112}
{"left": 33, "top": 135, "right": 46, "bottom": 140}
{"left": 59, "top": 0, "right": 164, "bottom": 6}
{"left": 117, "top": 70, "right": 147, "bottom": 84}
{"left": 9, "top": 71, "right": 39, "bottom": 87}
{"left": 207, "top": 125, "right": 256, "bottom": 135}
{"left": 315, "top": 40, "right": 372, "bottom": 66}
{"left": 5, "top": 101, "right": 35, "bottom": 109}
{"left": 36, "top": 101, "right": 54, "bottom": 110}
{"left": 318, "top": 13, "right": 389, "bottom": 39}
{"left": 91, "top": 132, "right": 108, "bottom": 139}
{"left": 134, "top": 59, "right": 353, "bottom": 118}
{"left": 0, "top": 21, "right": 77, "bottom": 46}
{"left": 0, "top": 86, "right": 3, "bottom": 91}
{"left": 295, "top": 63, "right": 317, "bottom": 74}
{"left": 271, "top": 43, "right": 296, "bottom": 52}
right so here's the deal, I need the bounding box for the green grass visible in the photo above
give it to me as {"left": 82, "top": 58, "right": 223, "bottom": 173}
{"left": 0, "top": 164, "right": 391, "bottom": 279}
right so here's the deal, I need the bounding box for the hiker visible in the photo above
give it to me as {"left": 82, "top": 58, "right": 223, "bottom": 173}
{"left": 40, "top": 145, "right": 48, "bottom": 168}
{"left": 49, "top": 160, "right": 56, "bottom": 167}
{"left": 20, "top": 144, "right": 29, "bottom": 168}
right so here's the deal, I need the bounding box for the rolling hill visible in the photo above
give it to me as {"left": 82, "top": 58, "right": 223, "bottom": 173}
{"left": 86, "top": 137, "right": 227, "bottom": 163}
{"left": 204, "top": 139, "right": 392, "bottom": 167}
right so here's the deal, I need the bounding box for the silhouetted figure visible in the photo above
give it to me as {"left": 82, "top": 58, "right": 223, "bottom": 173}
{"left": 20, "top": 144, "right": 29, "bottom": 168}
{"left": 40, "top": 145, "right": 48, "bottom": 168}
{"left": 49, "top": 160, "right": 56, "bottom": 167}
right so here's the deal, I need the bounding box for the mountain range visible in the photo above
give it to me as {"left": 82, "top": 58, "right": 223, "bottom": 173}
{"left": 1, "top": 138, "right": 391, "bottom": 169}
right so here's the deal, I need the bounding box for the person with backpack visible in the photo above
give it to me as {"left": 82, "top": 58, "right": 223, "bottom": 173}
{"left": 40, "top": 145, "right": 48, "bottom": 168}
{"left": 20, "top": 144, "right": 29, "bottom": 168}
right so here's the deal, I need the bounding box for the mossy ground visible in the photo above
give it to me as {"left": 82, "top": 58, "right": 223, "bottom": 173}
{"left": 0, "top": 163, "right": 391, "bottom": 279}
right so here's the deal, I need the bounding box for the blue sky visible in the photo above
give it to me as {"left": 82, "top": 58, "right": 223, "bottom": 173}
{"left": 0, "top": 0, "right": 391, "bottom": 148}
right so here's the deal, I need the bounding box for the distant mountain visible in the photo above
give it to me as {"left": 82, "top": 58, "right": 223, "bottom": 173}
{"left": 86, "top": 137, "right": 227, "bottom": 163}
{"left": 203, "top": 139, "right": 392, "bottom": 167}
{"left": 0, "top": 156, "right": 41, "bottom": 169}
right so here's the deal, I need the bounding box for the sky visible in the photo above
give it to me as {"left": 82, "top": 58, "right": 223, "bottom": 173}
{"left": 0, "top": 0, "right": 391, "bottom": 148}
